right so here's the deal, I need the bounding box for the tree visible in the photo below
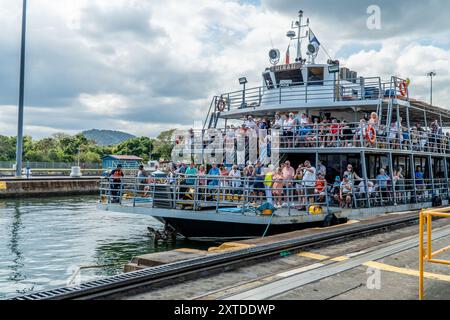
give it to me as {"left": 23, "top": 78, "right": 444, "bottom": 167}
{"left": 152, "top": 129, "right": 175, "bottom": 161}
{"left": 113, "top": 137, "right": 154, "bottom": 162}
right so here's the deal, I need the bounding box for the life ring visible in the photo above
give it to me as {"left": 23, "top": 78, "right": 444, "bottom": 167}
{"left": 366, "top": 125, "right": 377, "bottom": 144}
{"left": 217, "top": 98, "right": 226, "bottom": 112}
{"left": 399, "top": 81, "right": 408, "bottom": 97}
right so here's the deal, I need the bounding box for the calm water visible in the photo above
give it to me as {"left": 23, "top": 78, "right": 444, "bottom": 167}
{"left": 0, "top": 195, "right": 208, "bottom": 299}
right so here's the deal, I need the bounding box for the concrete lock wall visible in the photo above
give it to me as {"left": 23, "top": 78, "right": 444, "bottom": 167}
{"left": 0, "top": 180, "right": 99, "bottom": 198}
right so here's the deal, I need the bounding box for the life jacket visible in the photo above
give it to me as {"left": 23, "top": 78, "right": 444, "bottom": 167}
{"left": 111, "top": 170, "right": 123, "bottom": 181}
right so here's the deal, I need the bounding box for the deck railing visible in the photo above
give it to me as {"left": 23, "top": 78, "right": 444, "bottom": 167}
{"left": 99, "top": 175, "right": 449, "bottom": 214}
{"left": 215, "top": 77, "right": 403, "bottom": 112}
{"left": 175, "top": 123, "right": 450, "bottom": 158}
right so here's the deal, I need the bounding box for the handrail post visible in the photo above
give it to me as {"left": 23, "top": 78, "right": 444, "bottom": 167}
{"left": 193, "top": 176, "right": 199, "bottom": 211}
{"left": 133, "top": 177, "right": 137, "bottom": 207}
{"left": 305, "top": 82, "right": 308, "bottom": 103}
{"left": 279, "top": 85, "right": 282, "bottom": 104}
{"left": 419, "top": 210, "right": 425, "bottom": 300}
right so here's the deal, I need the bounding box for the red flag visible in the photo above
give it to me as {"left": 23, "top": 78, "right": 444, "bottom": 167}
{"left": 285, "top": 44, "right": 290, "bottom": 64}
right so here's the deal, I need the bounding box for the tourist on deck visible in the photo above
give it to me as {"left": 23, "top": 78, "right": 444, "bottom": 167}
{"left": 340, "top": 175, "right": 353, "bottom": 209}
{"left": 330, "top": 176, "right": 341, "bottom": 206}
{"left": 343, "top": 164, "right": 361, "bottom": 184}
{"left": 430, "top": 120, "right": 439, "bottom": 152}
{"left": 415, "top": 166, "right": 425, "bottom": 201}
{"left": 317, "top": 160, "right": 327, "bottom": 177}
{"left": 272, "top": 167, "right": 285, "bottom": 208}
{"left": 328, "top": 119, "right": 339, "bottom": 147}
{"left": 264, "top": 165, "right": 275, "bottom": 204}
{"left": 354, "top": 119, "right": 367, "bottom": 147}
{"left": 273, "top": 113, "right": 284, "bottom": 130}
{"left": 294, "top": 166, "right": 304, "bottom": 204}
{"left": 184, "top": 162, "right": 198, "bottom": 185}
{"left": 178, "top": 162, "right": 187, "bottom": 174}
{"left": 219, "top": 166, "right": 229, "bottom": 188}
{"left": 356, "top": 180, "right": 375, "bottom": 207}
{"left": 198, "top": 165, "right": 207, "bottom": 186}
{"left": 244, "top": 115, "right": 257, "bottom": 130}
{"left": 388, "top": 122, "right": 399, "bottom": 149}
{"left": 283, "top": 113, "right": 296, "bottom": 148}
{"left": 314, "top": 173, "right": 327, "bottom": 203}
{"left": 376, "top": 168, "right": 391, "bottom": 204}
{"left": 245, "top": 165, "right": 257, "bottom": 203}
{"left": 369, "top": 112, "right": 379, "bottom": 127}
{"left": 300, "top": 160, "right": 317, "bottom": 209}
{"left": 341, "top": 120, "right": 353, "bottom": 147}
{"left": 282, "top": 160, "right": 295, "bottom": 206}
{"left": 208, "top": 163, "right": 220, "bottom": 187}
{"left": 229, "top": 165, "right": 242, "bottom": 195}
{"left": 137, "top": 164, "right": 149, "bottom": 191}
{"left": 253, "top": 166, "right": 266, "bottom": 204}
{"left": 109, "top": 164, "right": 124, "bottom": 203}
{"left": 393, "top": 168, "right": 405, "bottom": 205}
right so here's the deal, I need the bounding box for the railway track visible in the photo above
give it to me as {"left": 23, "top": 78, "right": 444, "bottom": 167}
{"left": 0, "top": 176, "right": 101, "bottom": 182}
{"left": 11, "top": 212, "right": 422, "bottom": 300}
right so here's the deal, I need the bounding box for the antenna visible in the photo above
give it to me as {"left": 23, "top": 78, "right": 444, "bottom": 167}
{"left": 286, "top": 10, "right": 309, "bottom": 63}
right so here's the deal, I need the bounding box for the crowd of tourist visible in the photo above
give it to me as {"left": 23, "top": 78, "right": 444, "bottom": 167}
{"left": 199, "top": 112, "right": 450, "bottom": 154}
{"left": 158, "top": 160, "right": 428, "bottom": 210}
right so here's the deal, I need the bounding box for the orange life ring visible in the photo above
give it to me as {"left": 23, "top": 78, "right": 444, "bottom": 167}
{"left": 217, "top": 98, "right": 226, "bottom": 112}
{"left": 399, "top": 81, "right": 408, "bottom": 97}
{"left": 366, "top": 125, "right": 377, "bottom": 144}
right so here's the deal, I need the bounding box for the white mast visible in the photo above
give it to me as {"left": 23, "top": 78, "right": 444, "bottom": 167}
{"left": 296, "top": 10, "right": 303, "bottom": 62}
{"left": 287, "top": 10, "right": 309, "bottom": 63}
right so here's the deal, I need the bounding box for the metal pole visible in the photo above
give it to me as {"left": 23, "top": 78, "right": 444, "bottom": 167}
{"left": 297, "top": 11, "right": 303, "bottom": 62}
{"left": 15, "top": 0, "right": 27, "bottom": 178}
{"left": 430, "top": 75, "right": 433, "bottom": 106}
{"left": 428, "top": 72, "right": 436, "bottom": 106}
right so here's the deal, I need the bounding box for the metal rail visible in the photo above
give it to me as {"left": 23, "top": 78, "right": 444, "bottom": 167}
{"left": 11, "top": 212, "right": 420, "bottom": 300}
{"left": 1, "top": 176, "right": 101, "bottom": 182}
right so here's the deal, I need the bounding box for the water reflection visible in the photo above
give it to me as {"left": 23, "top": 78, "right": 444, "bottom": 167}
{"left": 8, "top": 206, "right": 25, "bottom": 282}
{"left": 0, "top": 196, "right": 209, "bottom": 299}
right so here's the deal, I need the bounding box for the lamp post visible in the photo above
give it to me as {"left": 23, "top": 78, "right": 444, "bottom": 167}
{"left": 15, "top": 0, "right": 27, "bottom": 177}
{"left": 239, "top": 77, "right": 248, "bottom": 108}
{"left": 427, "top": 71, "right": 436, "bottom": 106}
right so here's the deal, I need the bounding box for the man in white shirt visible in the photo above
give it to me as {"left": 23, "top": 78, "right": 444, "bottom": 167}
{"left": 301, "top": 160, "right": 316, "bottom": 206}
{"left": 244, "top": 115, "right": 257, "bottom": 130}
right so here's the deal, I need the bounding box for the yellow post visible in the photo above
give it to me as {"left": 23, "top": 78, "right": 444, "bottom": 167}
{"left": 427, "top": 212, "right": 432, "bottom": 261}
{"left": 419, "top": 210, "right": 424, "bottom": 300}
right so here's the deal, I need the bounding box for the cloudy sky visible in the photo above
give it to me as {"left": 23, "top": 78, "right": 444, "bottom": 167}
{"left": 1, "top": 0, "right": 450, "bottom": 139}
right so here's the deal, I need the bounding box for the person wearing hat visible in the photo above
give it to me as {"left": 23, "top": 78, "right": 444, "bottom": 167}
{"left": 331, "top": 176, "right": 341, "bottom": 205}
{"left": 109, "top": 164, "right": 124, "bottom": 203}
{"left": 340, "top": 175, "right": 354, "bottom": 208}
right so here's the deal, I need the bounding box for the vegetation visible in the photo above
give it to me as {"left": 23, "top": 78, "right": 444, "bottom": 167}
{"left": 82, "top": 129, "right": 136, "bottom": 146}
{"left": 0, "top": 129, "right": 175, "bottom": 164}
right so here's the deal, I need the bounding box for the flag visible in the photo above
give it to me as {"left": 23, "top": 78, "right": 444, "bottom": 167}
{"left": 285, "top": 44, "right": 290, "bottom": 64}
{"left": 309, "top": 30, "right": 320, "bottom": 46}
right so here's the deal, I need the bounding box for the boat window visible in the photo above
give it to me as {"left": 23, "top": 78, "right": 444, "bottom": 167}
{"left": 307, "top": 67, "right": 324, "bottom": 85}
{"left": 274, "top": 70, "right": 304, "bottom": 87}
{"left": 263, "top": 72, "right": 274, "bottom": 90}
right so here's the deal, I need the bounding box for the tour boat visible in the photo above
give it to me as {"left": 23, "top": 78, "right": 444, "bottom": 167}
{"left": 98, "top": 11, "right": 450, "bottom": 240}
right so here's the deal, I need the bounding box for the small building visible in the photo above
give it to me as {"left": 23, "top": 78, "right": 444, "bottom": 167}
{"left": 102, "top": 155, "right": 143, "bottom": 169}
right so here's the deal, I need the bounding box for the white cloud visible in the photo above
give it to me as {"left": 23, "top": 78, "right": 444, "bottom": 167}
{"left": 1, "top": 0, "right": 450, "bottom": 139}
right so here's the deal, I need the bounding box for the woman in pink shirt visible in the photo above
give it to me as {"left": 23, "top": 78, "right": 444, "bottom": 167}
{"left": 282, "top": 161, "right": 295, "bottom": 205}
{"left": 272, "top": 167, "right": 285, "bottom": 208}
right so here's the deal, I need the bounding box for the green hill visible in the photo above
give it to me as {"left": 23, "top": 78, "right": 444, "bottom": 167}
{"left": 82, "top": 129, "right": 136, "bottom": 146}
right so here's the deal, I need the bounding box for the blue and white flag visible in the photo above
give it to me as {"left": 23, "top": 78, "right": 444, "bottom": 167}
{"left": 309, "top": 31, "right": 320, "bottom": 46}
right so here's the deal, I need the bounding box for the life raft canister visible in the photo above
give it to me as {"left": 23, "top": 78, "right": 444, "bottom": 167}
{"left": 217, "top": 98, "right": 226, "bottom": 112}
{"left": 366, "top": 125, "right": 377, "bottom": 144}
{"left": 399, "top": 80, "right": 408, "bottom": 97}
